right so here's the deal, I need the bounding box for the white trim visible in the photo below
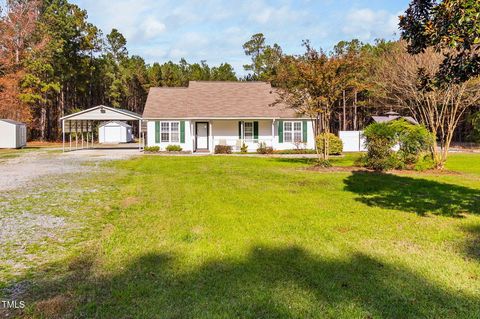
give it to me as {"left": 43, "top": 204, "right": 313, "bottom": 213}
{"left": 160, "top": 121, "right": 180, "bottom": 143}
{"left": 283, "top": 121, "right": 303, "bottom": 143}
{"left": 60, "top": 105, "right": 142, "bottom": 120}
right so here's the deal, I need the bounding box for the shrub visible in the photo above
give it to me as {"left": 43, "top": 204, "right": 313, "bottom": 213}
{"left": 315, "top": 133, "right": 343, "bottom": 155}
{"left": 240, "top": 142, "right": 248, "bottom": 153}
{"left": 362, "top": 122, "right": 398, "bottom": 171}
{"left": 256, "top": 142, "right": 274, "bottom": 154}
{"left": 166, "top": 144, "right": 183, "bottom": 152}
{"left": 414, "top": 155, "right": 435, "bottom": 171}
{"left": 214, "top": 145, "right": 232, "bottom": 154}
{"left": 273, "top": 149, "right": 316, "bottom": 154}
{"left": 362, "top": 120, "right": 433, "bottom": 171}
{"left": 390, "top": 120, "right": 433, "bottom": 165}
{"left": 144, "top": 146, "right": 160, "bottom": 152}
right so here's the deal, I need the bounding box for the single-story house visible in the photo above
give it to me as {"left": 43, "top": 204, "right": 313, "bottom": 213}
{"left": 98, "top": 121, "right": 133, "bottom": 144}
{"left": 142, "top": 81, "right": 314, "bottom": 153}
{"left": 0, "top": 119, "right": 27, "bottom": 149}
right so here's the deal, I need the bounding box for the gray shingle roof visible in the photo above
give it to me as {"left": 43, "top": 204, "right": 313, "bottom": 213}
{"left": 142, "top": 81, "right": 302, "bottom": 119}
{"left": 371, "top": 115, "right": 419, "bottom": 125}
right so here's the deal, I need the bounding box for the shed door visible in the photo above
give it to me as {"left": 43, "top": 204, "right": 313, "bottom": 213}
{"left": 105, "top": 126, "right": 121, "bottom": 143}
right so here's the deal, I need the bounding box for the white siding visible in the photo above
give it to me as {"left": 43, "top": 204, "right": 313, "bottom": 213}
{"left": 272, "top": 120, "right": 315, "bottom": 151}
{"left": 147, "top": 120, "right": 193, "bottom": 151}
{"left": 146, "top": 119, "right": 316, "bottom": 153}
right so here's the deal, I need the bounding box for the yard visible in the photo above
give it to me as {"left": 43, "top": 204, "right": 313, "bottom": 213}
{"left": 1, "top": 152, "right": 479, "bottom": 318}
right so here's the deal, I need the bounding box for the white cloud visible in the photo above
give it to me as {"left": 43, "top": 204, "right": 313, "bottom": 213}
{"left": 246, "top": 2, "right": 307, "bottom": 25}
{"left": 342, "top": 8, "right": 400, "bottom": 40}
{"left": 73, "top": 0, "right": 405, "bottom": 74}
{"left": 141, "top": 16, "right": 166, "bottom": 39}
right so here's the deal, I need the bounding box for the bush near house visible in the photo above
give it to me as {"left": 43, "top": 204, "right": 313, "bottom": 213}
{"left": 166, "top": 145, "right": 183, "bottom": 152}
{"left": 360, "top": 120, "right": 432, "bottom": 171}
{"left": 144, "top": 146, "right": 160, "bottom": 152}
{"left": 240, "top": 143, "right": 248, "bottom": 153}
{"left": 215, "top": 145, "right": 232, "bottom": 154}
{"left": 273, "top": 149, "right": 317, "bottom": 154}
{"left": 316, "top": 133, "right": 343, "bottom": 155}
{"left": 256, "top": 142, "right": 274, "bottom": 154}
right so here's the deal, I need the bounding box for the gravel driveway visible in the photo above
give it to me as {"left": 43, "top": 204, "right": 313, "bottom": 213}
{"left": 0, "top": 148, "right": 139, "bottom": 295}
{"left": 0, "top": 149, "right": 139, "bottom": 192}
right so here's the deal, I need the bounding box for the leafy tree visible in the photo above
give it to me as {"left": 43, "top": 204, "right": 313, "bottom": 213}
{"left": 0, "top": 0, "right": 40, "bottom": 124}
{"left": 211, "top": 63, "right": 237, "bottom": 81}
{"left": 147, "top": 62, "right": 163, "bottom": 87}
{"left": 106, "top": 28, "right": 128, "bottom": 63}
{"left": 243, "top": 33, "right": 282, "bottom": 81}
{"left": 273, "top": 41, "right": 354, "bottom": 162}
{"left": 399, "top": 0, "right": 480, "bottom": 84}
{"left": 374, "top": 41, "right": 480, "bottom": 168}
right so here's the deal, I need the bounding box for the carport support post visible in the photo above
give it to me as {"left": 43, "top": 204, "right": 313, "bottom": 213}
{"left": 81, "top": 120, "right": 84, "bottom": 149}
{"left": 62, "top": 119, "right": 65, "bottom": 152}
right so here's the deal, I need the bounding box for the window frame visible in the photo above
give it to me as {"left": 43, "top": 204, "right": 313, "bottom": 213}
{"left": 160, "top": 121, "right": 180, "bottom": 143}
{"left": 243, "top": 121, "right": 254, "bottom": 141}
{"left": 283, "top": 121, "right": 303, "bottom": 143}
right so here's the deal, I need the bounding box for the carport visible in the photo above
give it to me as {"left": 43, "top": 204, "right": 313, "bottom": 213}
{"left": 60, "top": 105, "right": 143, "bottom": 152}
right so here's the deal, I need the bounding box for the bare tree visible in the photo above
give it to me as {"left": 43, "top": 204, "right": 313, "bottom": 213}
{"left": 375, "top": 42, "right": 480, "bottom": 168}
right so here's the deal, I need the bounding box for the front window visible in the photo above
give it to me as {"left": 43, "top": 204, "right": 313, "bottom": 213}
{"left": 170, "top": 122, "right": 179, "bottom": 142}
{"left": 284, "top": 121, "right": 302, "bottom": 143}
{"left": 160, "top": 121, "right": 180, "bottom": 143}
{"left": 244, "top": 122, "right": 253, "bottom": 140}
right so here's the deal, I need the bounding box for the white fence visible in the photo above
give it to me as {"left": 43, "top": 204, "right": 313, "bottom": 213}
{"left": 339, "top": 131, "right": 367, "bottom": 152}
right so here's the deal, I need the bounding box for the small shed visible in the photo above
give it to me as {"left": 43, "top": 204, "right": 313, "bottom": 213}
{"left": 0, "top": 119, "right": 27, "bottom": 149}
{"left": 98, "top": 121, "right": 133, "bottom": 144}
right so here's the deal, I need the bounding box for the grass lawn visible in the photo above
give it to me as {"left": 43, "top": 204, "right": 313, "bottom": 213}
{"left": 7, "top": 153, "right": 480, "bottom": 318}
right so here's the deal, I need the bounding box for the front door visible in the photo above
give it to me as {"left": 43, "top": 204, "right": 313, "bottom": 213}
{"left": 196, "top": 122, "right": 209, "bottom": 151}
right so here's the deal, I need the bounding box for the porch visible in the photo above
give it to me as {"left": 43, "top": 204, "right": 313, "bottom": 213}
{"left": 194, "top": 120, "right": 275, "bottom": 153}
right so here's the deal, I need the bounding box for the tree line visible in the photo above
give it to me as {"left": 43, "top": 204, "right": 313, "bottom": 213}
{"left": 0, "top": 0, "right": 237, "bottom": 141}
{"left": 240, "top": 15, "right": 480, "bottom": 167}
{"left": 1, "top": 0, "right": 479, "bottom": 168}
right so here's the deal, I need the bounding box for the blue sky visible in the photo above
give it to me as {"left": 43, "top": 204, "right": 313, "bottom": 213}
{"left": 72, "top": 0, "right": 410, "bottom": 75}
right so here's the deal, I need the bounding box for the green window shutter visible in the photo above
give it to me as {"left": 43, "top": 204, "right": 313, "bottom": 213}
{"left": 253, "top": 121, "right": 259, "bottom": 141}
{"left": 278, "top": 120, "right": 283, "bottom": 143}
{"left": 238, "top": 121, "right": 242, "bottom": 139}
{"left": 302, "top": 120, "right": 308, "bottom": 142}
{"left": 155, "top": 121, "right": 160, "bottom": 143}
{"left": 180, "top": 121, "right": 185, "bottom": 143}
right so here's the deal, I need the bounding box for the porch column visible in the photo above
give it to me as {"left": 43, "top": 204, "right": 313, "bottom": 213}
{"left": 271, "top": 119, "right": 275, "bottom": 147}
{"left": 138, "top": 119, "right": 142, "bottom": 151}
{"left": 209, "top": 121, "right": 213, "bottom": 153}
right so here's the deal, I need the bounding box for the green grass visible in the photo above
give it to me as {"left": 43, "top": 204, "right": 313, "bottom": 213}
{"left": 8, "top": 153, "right": 480, "bottom": 318}
{"left": 446, "top": 152, "right": 480, "bottom": 175}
